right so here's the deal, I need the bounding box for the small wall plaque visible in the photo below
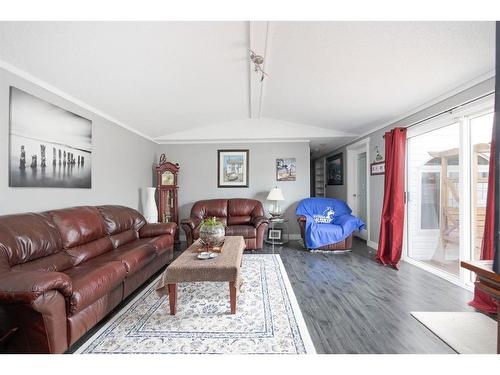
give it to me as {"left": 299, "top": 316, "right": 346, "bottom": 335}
{"left": 370, "top": 161, "right": 385, "bottom": 175}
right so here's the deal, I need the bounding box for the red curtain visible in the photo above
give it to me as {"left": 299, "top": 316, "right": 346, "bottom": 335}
{"left": 376, "top": 127, "right": 407, "bottom": 269}
{"left": 469, "top": 123, "right": 498, "bottom": 314}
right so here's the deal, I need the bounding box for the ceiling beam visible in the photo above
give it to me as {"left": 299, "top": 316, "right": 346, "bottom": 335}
{"left": 248, "top": 21, "right": 271, "bottom": 119}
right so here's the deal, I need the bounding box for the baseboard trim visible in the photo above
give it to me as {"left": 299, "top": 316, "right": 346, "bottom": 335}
{"left": 178, "top": 233, "right": 302, "bottom": 242}
{"left": 367, "top": 240, "right": 378, "bottom": 250}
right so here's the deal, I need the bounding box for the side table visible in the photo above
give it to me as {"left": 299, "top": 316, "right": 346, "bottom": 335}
{"left": 265, "top": 216, "right": 289, "bottom": 251}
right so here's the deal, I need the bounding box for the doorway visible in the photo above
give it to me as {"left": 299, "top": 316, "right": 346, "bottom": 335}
{"left": 347, "top": 139, "right": 370, "bottom": 241}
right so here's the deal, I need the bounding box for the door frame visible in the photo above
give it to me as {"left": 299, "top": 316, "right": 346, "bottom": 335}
{"left": 347, "top": 138, "right": 370, "bottom": 242}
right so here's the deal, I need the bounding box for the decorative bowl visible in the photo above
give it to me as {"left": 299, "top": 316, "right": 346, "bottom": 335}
{"left": 199, "top": 217, "right": 225, "bottom": 248}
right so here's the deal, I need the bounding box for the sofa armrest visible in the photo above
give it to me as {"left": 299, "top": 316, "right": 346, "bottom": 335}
{"left": 180, "top": 218, "right": 196, "bottom": 230}
{"left": 139, "top": 222, "right": 177, "bottom": 238}
{"left": 181, "top": 219, "right": 197, "bottom": 247}
{"left": 296, "top": 216, "right": 307, "bottom": 243}
{"left": 0, "top": 271, "right": 72, "bottom": 304}
{"left": 251, "top": 216, "right": 269, "bottom": 228}
{"left": 297, "top": 215, "right": 307, "bottom": 223}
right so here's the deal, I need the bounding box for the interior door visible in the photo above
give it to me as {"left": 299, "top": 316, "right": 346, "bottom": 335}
{"left": 357, "top": 152, "right": 367, "bottom": 224}
{"left": 356, "top": 152, "right": 368, "bottom": 239}
{"left": 348, "top": 147, "right": 368, "bottom": 240}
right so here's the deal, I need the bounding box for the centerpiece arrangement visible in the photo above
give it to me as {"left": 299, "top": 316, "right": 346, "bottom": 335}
{"left": 198, "top": 216, "right": 225, "bottom": 251}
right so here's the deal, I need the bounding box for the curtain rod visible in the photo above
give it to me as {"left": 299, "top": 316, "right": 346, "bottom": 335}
{"left": 382, "top": 91, "right": 495, "bottom": 138}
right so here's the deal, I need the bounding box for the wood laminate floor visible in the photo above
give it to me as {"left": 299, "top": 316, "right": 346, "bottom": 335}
{"left": 69, "top": 238, "right": 475, "bottom": 354}
{"left": 255, "top": 238, "right": 474, "bottom": 354}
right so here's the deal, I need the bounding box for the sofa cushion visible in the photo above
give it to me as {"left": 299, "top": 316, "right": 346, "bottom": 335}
{"left": 65, "top": 237, "right": 114, "bottom": 265}
{"left": 194, "top": 224, "right": 252, "bottom": 239}
{"left": 63, "top": 258, "right": 127, "bottom": 315}
{"left": 0, "top": 212, "right": 63, "bottom": 267}
{"left": 95, "top": 242, "right": 156, "bottom": 274}
{"left": 134, "top": 235, "right": 174, "bottom": 255}
{"left": 139, "top": 223, "right": 176, "bottom": 238}
{"left": 97, "top": 205, "right": 146, "bottom": 236}
{"left": 11, "top": 252, "right": 75, "bottom": 272}
{"left": 109, "top": 229, "right": 138, "bottom": 248}
{"left": 225, "top": 225, "right": 257, "bottom": 239}
{"left": 227, "top": 199, "right": 265, "bottom": 226}
{"left": 190, "top": 199, "right": 228, "bottom": 226}
{"left": 49, "top": 207, "right": 106, "bottom": 249}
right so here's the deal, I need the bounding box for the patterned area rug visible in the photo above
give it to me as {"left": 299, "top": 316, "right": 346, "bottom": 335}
{"left": 75, "top": 254, "right": 316, "bottom": 354}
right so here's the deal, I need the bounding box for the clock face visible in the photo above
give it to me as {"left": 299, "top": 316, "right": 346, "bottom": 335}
{"left": 161, "top": 171, "right": 175, "bottom": 186}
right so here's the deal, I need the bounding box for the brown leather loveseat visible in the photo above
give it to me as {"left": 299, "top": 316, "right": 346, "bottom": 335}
{"left": 181, "top": 199, "right": 268, "bottom": 250}
{"left": 0, "top": 205, "right": 176, "bottom": 353}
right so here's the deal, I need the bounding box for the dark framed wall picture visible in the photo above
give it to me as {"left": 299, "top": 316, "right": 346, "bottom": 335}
{"left": 267, "top": 228, "right": 283, "bottom": 241}
{"left": 9, "top": 87, "right": 92, "bottom": 188}
{"left": 370, "top": 161, "right": 385, "bottom": 175}
{"left": 327, "top": 152, "right": 343, "bottom": 185}
{"left": 217, "top": 149, "right": 249, "bottom": 188}
{"left": 276, "top": 157, "right": 296, "bottom": 181}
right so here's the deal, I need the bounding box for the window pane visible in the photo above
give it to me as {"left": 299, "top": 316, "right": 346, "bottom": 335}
{"left": 421, "top": 172, "right": 440, "bottom": 229}
{"left": 407, "top": 122, "right": 461, "bottom": 276}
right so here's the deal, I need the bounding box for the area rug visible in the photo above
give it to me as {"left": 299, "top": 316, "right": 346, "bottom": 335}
{"left": 75, "top": 254, "right": 316, "bottom": 354}
{"left": 411, "top": 311, "right": 497, "bottom": 354}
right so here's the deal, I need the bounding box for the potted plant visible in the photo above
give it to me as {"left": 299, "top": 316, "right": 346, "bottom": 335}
{"left": 199, "top": 216, "right": 225, "bottom": 248}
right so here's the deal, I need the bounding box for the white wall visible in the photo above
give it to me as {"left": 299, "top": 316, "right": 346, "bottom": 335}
{"left": 157, "top": 142, "right": 310, "bottom": 235}
{"left": 0, "top": 67, "right": 158, "bottom": 215}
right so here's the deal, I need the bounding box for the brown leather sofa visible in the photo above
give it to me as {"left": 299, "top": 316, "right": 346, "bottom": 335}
{"left": 0, "top": 205, "right": 176, "bottom": 354}
{"left": 181, "top": 199, "right": 269, "bottom": 250}
{"left": 297, "top": 216, "right": 353, "bottom": 250}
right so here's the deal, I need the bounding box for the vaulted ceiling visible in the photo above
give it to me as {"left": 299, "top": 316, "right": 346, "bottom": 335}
{"left": 0, "top": 21, "right": 495, "bottom": 157}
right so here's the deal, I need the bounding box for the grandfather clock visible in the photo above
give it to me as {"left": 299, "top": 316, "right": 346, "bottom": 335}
{"left": 155, "top": 154, "right": 180, "bottom": 244}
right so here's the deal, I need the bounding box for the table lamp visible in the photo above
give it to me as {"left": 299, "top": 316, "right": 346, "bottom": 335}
{"left": 266, "top": 187, "right": 285, "bottom": 217}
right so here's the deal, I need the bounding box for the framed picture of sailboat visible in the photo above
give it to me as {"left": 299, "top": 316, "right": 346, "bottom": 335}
{"left": 217, "top": 149, "right": 249, "bottom": 188}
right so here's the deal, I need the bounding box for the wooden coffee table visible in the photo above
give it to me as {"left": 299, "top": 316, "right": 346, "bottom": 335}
{"left": 156, "top": 236, "right": 246, "bottom": 315}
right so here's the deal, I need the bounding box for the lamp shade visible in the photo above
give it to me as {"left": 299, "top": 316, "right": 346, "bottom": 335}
{"left": 266, "top": 187, "right": 284, "bottom": 201}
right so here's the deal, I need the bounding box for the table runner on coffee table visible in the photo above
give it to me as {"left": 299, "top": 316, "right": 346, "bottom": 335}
{"left": 156, "top": 236, "right": 246, "bottom": 296}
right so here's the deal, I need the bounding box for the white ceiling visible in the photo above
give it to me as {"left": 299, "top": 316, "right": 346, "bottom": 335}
{"left": 264, "top": 21, "right": 495, "bottom": 135}
{"left": 0, "top": 21, "right": 495, "bottom": 157}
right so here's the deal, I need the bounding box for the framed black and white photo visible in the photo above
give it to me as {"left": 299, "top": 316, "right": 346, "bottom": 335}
{"left": 327, "top": 152, "right": 343, "bottom": 185}
{"left": 217, "top": 149, "right": 249, "bottom": 188}
{"left": 276, "top": 158, "right": 296, "bottom": 181}
{"left": 9, "top": 87, "right": 92, "bottom": 188}
{"left": 267, "top": 228, "right": 283, "bottom": 241}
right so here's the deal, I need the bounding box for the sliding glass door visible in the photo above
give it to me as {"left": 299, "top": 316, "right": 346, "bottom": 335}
{"left": 407, "top": 122, "right": 461, "bottom": 276}
{"left": 404, "top": 100, "right": 494, "bottom": 287}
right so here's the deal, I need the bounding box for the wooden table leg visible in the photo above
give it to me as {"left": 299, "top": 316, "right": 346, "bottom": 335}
{"left": 229, "top": 281, "right": 237, "bottom": 314}
{"left": 168, "top": 283, "right": 177, "bottom": 315}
